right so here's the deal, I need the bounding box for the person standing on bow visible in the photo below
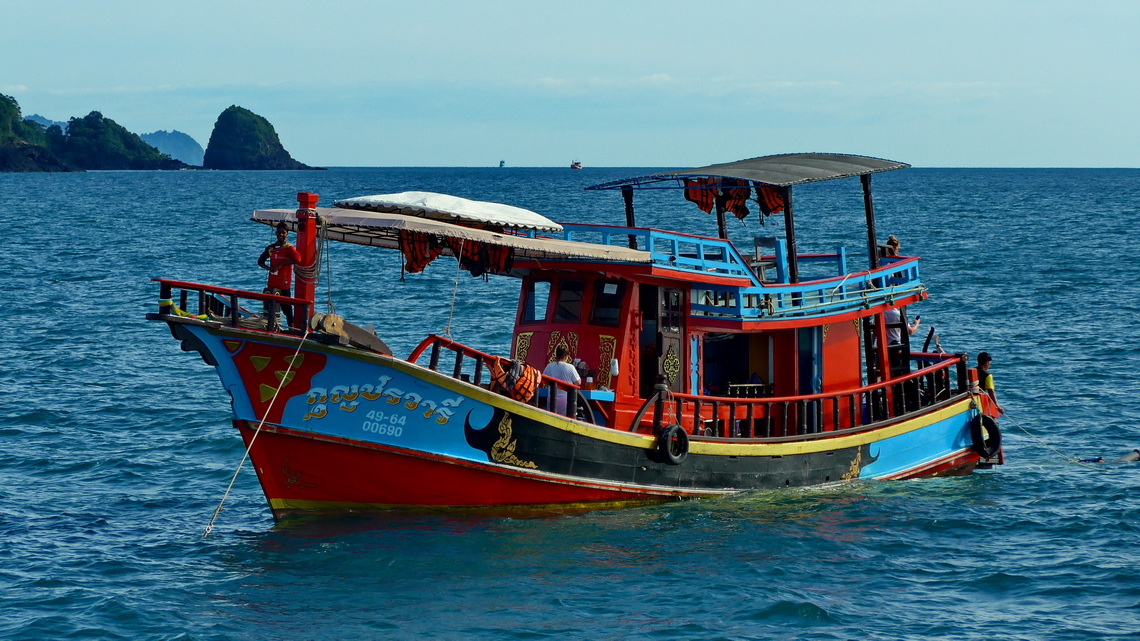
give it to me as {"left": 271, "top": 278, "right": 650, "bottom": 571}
{"left": 258, "top": 222, "right": 301, "bottom": 329}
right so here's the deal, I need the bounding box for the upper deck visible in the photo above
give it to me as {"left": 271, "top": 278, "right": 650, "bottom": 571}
{"left": 545, "top": 223, "right": 925, "bottom": 325}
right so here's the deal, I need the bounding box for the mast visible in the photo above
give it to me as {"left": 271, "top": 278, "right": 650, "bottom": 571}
{"left": 862, "top": 174, "right": 880, "bottom": 269}
{"left": 782, "top": 186, "right": 799, "bottom": 283}
{"left": 622, "top": 185, "right": 638, "bottom": 249}
{"left": 293, "top": 191, "right": 319, "bottom": 328}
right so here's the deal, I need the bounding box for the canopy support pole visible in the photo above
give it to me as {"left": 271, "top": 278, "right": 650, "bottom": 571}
{"left": 622, "top": 185, "right": 637, "bottom": 249}
{"left": 783, "top": 187, "right": 799, "bottom": 284}
{"left": 862, "top": 174, "right": 880, "bottom": 270}
{"left": 294, "top": 192, "right": 319, "bottom": 329}
{"left": 714, "top": 193, "right": 729, "bottom": 240}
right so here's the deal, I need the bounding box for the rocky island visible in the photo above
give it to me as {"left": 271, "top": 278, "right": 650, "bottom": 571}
{"left": 2, "top": 95, "right": 318, "bottom": 172}
{"left": 202, "top": 106, "right": 318, "bottom": 170}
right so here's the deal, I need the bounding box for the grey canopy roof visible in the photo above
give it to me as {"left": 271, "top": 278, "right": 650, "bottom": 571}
{"left": 587, "top": 153, "right": 910, "bottom": 190}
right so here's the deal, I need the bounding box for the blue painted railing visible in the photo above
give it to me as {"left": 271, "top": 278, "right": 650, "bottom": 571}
{"left": 553, "top": 224, "right": 925, "bottom": 322}
{"left": 690, "top": 256, "right": 924, "bottom": 321}
{"left": 556, "top": 223, "right": 761, "bottom": 283}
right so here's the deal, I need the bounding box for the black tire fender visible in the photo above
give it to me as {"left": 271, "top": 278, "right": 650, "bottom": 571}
{"left": 658, "top": 424, "right": 689, "bottom": 465}
{"left": 970, "top": 414, "right": 1002, "bottom": 459}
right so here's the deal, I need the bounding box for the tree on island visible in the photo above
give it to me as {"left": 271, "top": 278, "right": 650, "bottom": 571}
{"left": 0, "top": 93, "right": 74, "bottom": 171}
{"left": 52, "top": 112, "right": 186, "bottom": 170}
{"left": 203, "top": 106, "right": 317, "bottom": 170}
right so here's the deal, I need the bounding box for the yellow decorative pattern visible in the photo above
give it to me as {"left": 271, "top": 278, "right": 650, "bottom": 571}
{"left": 490, "top": 414, "right": 537, "bottom": 469}
{"left": 662, "top": 344, "right": 681, "bottom": 385}
{"left": 596, "top": 335, "right": 617, "bottom": 389}
{"left": 514, "top": 332, "right": 533, "bottom": 362}
{"left": 841, "top": 448, "right": 863, "bottom": 480}
{"left": 546, "top": 331, "right": 578, "bottom": 363}
{"left": 250, "top": 356, "right": 271, "bottom": 372}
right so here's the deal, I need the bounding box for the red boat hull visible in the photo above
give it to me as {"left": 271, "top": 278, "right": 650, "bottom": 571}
{"left": 238, "top": 421, "right": 698, "bottom": 516}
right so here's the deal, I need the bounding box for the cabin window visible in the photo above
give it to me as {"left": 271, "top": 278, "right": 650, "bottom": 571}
{"left": 522, "top": 279, "right": 552, "bottom": 323}
{"left": 589, "top": 280, "right": 625, "bottom": 327}
{"left": 554, "top": 280, "right": 585, "bottom": 322}
{"left": 663, "top": 289, "right": 683, "bottom": 332}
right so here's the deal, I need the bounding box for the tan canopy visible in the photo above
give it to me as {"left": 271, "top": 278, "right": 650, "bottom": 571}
{"left": 252, "top": 208, "right": 651, "bottom": 264}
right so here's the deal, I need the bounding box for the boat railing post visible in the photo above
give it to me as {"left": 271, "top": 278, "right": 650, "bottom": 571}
{"left": 178, "top": 289, "right": 188, "bottom": 315}
{"left": 473, "top": 358, "right": 485, "bottom": 387}
{"left": 452, "top": 351, "right": 464, "bottom": 379}
{"left": 746, "top": 402, "right": 755, "bottom": 438}
{"left": 230, "top": 294, "right": 239, "bottom": 327}
{"left": 955, "top": 353, "right": 969, "bottom": 393}
{"left": 566, "top": 384, "right": 578, "bottom": 418}
{"left": 159, "top": 282, "right": 172, "bottom": 315}
{"left": 428, "top": 341, "right": 441, "bottom": 371}
{"left": 652, "top": 376, "right": 667, "bottom": 432}
{"left": 197, "top": 290, "right": 206, "bottom": 316}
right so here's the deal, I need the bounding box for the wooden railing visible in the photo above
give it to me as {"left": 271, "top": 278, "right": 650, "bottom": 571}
{"left": 408, "top": 334, "right": 596, "bottom": 423}
{"left": 628, "top": 352, "right": 968, "bottom": 438}
{"left": 153, "top": 278, "right": 310, "bottom": 331}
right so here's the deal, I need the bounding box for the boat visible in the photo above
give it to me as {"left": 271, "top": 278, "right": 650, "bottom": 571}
{"left": 570, "top": 160, "right": 583, "bottom": 170}
{"left": 149, "top": 153, "right": 1004, "bottom": 518}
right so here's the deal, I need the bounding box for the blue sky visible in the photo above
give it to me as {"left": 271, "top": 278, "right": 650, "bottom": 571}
{"left": 4, "top": 0, "right": 1137, "bottom": 167}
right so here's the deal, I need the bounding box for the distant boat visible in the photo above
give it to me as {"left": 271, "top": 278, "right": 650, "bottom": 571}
{"left": 570, "top": 160, "right": 583, "bottom": 170}
{"left": 499, "top": 160, "right": 505, "bottom": 168}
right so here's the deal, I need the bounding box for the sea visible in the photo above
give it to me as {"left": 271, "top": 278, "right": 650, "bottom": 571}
{"left": 1, "top": 166, "right": 1138, "bottom": 640}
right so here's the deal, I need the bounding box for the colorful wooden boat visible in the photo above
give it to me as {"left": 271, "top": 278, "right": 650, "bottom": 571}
{"left": 149, "top": 153, "right": 1004, "bottom": 518}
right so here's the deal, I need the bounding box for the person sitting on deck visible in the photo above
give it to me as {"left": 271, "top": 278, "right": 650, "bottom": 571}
{"left": 542, "top": 345, "right": 581, "bottom": 416}
{"left": 258, "top": 222, "right": 301, "bottom": 329}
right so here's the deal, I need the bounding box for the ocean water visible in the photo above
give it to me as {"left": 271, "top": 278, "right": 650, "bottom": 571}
{"left": 1, "top": 166, "right": 1138, "bottom": 640}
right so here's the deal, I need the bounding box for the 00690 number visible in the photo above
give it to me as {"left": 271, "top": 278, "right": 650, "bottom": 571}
{"left": 361, "top": 410, "right": 406, "bottom": 437}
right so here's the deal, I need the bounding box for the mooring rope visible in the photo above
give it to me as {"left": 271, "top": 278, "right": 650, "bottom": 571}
{"left": 995, "top": 408, "right": 1103, "bottom": 469}
{"left": 203, "top": 328, "right": 312, "bottom": 537}
{"left": 442, "top": 239, "right": 464, "bottom": 340}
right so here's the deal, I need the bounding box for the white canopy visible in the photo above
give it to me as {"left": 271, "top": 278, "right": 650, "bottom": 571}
{"left": 333, "top": 191, "right": 563, "bottom": 233}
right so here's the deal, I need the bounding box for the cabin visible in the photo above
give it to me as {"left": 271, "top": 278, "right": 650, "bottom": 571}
{"left": 488, "top": 154, "right": 946, "bottom": 437}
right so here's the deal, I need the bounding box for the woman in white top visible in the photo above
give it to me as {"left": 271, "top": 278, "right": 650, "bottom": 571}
{"left": 542, "top": 345, "right": 581, "bottom": 415}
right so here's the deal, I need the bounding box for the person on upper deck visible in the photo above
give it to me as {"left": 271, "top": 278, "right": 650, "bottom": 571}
{"left": 542, "top": 345, "right": 581, "bottom": 416}
{"left": 976, "top": 352, "right": 1005, "bottom": 415}
{"left": 258, "top": 222, "right": 302, "bottom": 328}
{"left": 884, "top": 307, "right": 920, "bottom": 344}
{"left": 878, "top": 235, "right": 902, "bottom": 258}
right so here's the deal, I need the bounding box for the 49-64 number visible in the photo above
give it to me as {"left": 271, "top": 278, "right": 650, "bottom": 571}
{"left": 362, "top": 410, "right": 406, "bottom": 437}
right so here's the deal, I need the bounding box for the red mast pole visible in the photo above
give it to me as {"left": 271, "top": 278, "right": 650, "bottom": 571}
{"left": 293, "top": 191, "right": 319, "bottom": 329}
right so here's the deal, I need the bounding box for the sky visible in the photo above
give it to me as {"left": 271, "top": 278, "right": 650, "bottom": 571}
{"left": 3, "top": 0, "right": 1138, "bottom": 167}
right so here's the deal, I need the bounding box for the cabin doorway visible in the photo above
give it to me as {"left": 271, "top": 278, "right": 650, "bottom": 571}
{"left": 797, "top": 327, "right": 822, "bottom": 432}
{"left": 639, "top": 285, "right": 685, "bottom": 397}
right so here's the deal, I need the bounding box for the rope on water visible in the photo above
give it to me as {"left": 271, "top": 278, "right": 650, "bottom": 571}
{"left": 203, "top": 328, "right": 312, "bottom": 538}
{"left": 998, "top": 410, "right": 1103, "bottom": 469}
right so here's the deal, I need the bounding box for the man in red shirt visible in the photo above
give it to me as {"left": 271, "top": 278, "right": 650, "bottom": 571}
{"left": 258, "top": 223, "right": 302, "bottom": 329}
